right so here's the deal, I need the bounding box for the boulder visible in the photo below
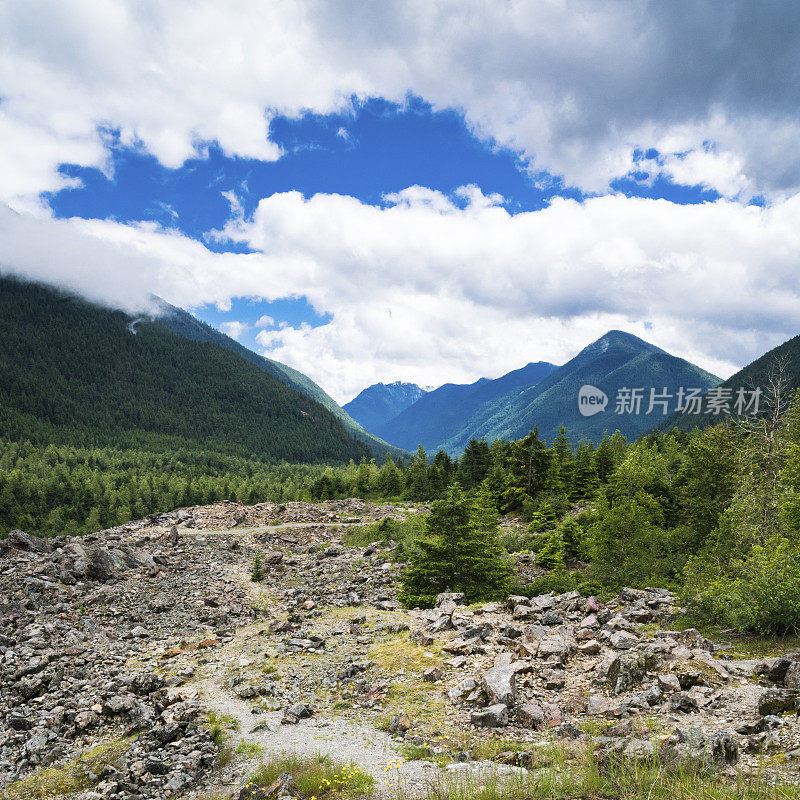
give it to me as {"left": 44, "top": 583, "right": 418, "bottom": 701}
{"left": 784, "top": 661, "right": 800, "bottom": 690}
{"left": 657, "top": 673, "right": 682, "bottom": 694}
{"left": 609, "top": 630, "right": 640, "bottom": 650}
{"left": 516, "top": 702, "right": 545, "bottom": 729}
{"left": 471, "top": 703, "right": 508, "bottom": 728}
{"left": 388, "top": 712, "right": 412, "bottom": 733}
{"left": 4, "top": 530, "right": 53, "bottom": 554}
{"left": 606, "top": 650, "right": 659, "bottom": 694}
{"left": 482, "top": 664, "right": 518, "bottom": 707}
{"left": 758, "top": 689, "right": 799, "bottom": 716}
{"left": 422, "top": 666, "right": 442, "bottom": 682}
{"left": 436, "top": 592, "right": 466, "bottom": 607}
{"left": 705, "top": 730, "right": 740, "bottom": 766}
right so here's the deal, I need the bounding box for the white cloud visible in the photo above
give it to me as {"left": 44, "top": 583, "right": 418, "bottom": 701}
{"left": 3, "top": 187, "right": 800, "bottom": 401}
{"left": 1, "top": 1, "right": 800, "bottom": 208}
{"left": 219, "top": 320, "right": 248, "bottom": 340}
{"left": 255, "top": 314, "right": 276, "bottom": 328}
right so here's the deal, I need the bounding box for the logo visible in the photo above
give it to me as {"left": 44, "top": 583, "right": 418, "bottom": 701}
{"left": 578, "top": 384, "right": 608, "bottom": 417}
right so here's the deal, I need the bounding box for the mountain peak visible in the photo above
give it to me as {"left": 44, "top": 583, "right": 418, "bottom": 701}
{"left": 343, "top": 381, "right": 428, "bottom": 432}
{"left": 582, "top": 330, "right": 665, "bottom": 357}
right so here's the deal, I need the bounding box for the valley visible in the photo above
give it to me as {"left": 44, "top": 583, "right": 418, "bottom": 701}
{"left": 3, "top": 500, "right": 800, "bottom": 800}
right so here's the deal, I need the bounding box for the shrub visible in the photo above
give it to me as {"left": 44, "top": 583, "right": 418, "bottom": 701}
{"left": 684, "top": 534, "right": 800, "bottom": 635}
{"left": 249, "top": 754, "right": 374, "bottom": 799}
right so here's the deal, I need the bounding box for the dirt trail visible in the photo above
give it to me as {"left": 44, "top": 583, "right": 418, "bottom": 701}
{"left": 197, "top": 670, "right": 435, "bottom": 798}
{"left": 194, "top": 553, "right": 524, "bottom": 799}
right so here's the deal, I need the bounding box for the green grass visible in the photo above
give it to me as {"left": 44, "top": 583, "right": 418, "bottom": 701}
{"left": 3, "top": 737, "right": 136, "bottom": 799}
{"left": 342, "top": 515, "right": 426, "bottom": 548}
{"left": 204, "top": 710, "right": 239, "bottom": 746}
{"left": 249, "top": 753, "right": 374, "bottom": 799}
{"left": 423, "top": 744, "right": 800, "bottom": 800}
{"left": 668, "top": 613, "right": 800, "bottom": 658}
{"left": 236, "top": 740, "right": 265, "bottom": 759}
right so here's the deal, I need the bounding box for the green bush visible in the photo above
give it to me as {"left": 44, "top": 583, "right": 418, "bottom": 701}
{"left": 684, "top": 534, "right": 800, "bottom": 635}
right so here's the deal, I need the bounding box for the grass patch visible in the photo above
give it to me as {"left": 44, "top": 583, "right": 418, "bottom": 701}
{"left": 204, "top": 710, "right": 239, "bottom": 745}
{"left": 4, "top": 737, "right": 136, "bottom": 799}
{"left": 250, "top": 753, "right": 374, "bottom": 799}
{"left": 424, "top": 745, "right": 800, "bottom": 800}
{"left": 370, "top": 632, "right": 442, "bottom": 674}
{"left": 668, "top": 613, "right": 800, "bottom": 658}
{"left": 343, "top": 515, "right": 426, "bottom": 549}
{"left": 401, "top": 743, "right": 453, "bottom": 766}
{"left": 236, "top": 740, "right": 265, "bottom": 759}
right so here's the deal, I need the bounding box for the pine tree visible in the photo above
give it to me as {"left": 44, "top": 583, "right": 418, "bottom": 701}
{"left": 570, "top": 441, "right": 598, "bottom": 502}
{"left": 528, "top": 502, "right": 557, "bottom": 533}
{"left": 251, "top": 553, "right": 265, "bottom": 582}
{"left": 399, "top": 482, "right": 514, "bottom": 607}
{"left": 550, "top": 425, "right": 574, "bottom": 493}
{"left": 405, "top": 445, "right": 431, "bottom": 500}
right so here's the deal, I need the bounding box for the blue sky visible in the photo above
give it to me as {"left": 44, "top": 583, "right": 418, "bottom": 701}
{"left": 1, "top": 1, "right": 799, "bottom": 401}
{"left": 44, "top": 97, "right": 725, "bottom": 358}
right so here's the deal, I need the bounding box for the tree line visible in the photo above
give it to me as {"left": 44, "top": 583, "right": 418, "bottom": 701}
{"left": 4, "top": 381, "right": 800, "bottom": 634}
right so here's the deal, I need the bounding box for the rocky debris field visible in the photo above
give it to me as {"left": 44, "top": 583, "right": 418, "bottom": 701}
{"left": 1, "top": 499, "right": 800, "bottom": 800}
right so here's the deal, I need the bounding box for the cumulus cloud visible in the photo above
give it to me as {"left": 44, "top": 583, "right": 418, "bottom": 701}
{"left": 255, "top": 314, "right": 276, "bottom": 328}
{"left": 219, "top": 320, "right": 248, "bottom": 340}
{"left": 2, "top": 0, "right": 800, "bottom": 208}
{"left": 3, "top": 186, "right": 800, "bottom": 401}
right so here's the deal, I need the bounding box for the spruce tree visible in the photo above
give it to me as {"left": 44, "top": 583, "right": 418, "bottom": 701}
{"left": 399, "top": 482, "right": 514, "bottom": 607}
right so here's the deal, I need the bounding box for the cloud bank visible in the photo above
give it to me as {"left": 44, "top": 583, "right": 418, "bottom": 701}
{"left": 4, "top": 187, "right": 800, "bottom": 401}
{"left": 2, "top": 0, "right": 800, "bottom": 209}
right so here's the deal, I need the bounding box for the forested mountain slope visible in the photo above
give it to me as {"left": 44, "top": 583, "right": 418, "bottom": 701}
{"left": 0, "top": 276, "right": 371, "bottom": 464}
{"left": 156, "top": 299, "right": 408, "bottom": 459}
{"left": 662, "top": 332, "right": 800, "bottom": 432}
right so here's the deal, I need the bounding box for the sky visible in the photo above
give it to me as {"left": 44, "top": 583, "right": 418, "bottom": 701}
{"left": 2, "top": 2, "right": 800, "bottom": 403}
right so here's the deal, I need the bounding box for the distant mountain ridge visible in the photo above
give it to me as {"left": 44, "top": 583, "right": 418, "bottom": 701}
{"left": 662, "top": 332, "right": 800, "bottom": 432}
{"left": 343, "top": 381, "right": 428, "bottom": 432}
{"left": 371, "top": 332, "right": 721, "bottom": 453}
{"left": 449, "top": 330, "right": 721, "bottom": 449}
{"left": 375, "top": 361, "right": 559, "bottom": 452}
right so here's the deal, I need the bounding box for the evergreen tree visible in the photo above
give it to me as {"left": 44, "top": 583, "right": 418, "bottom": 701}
{"left": 399, "top": 482, "right": 514, "bottom": 607}
{"left": 570, "top": 440, "right": 598, "bottom": 501}
{"left": 549, "top": 425, "right": 574, "bottom": 493}
{"left": 504, "top": 428, "right": 550, "bottom": 509}
{"left": 376, "top": 453, "right": 402, "bottom": 497}
{"left": 404, "top": 445, "right": 431, "bottom": 500}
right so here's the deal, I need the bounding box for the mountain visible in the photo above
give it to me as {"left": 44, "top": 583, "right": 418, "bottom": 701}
{"left": 153, "top": 299, "right": 408, "bottom": 460}
{"left": 343, "top": 381, "right": 428, "bottom": 431}
{"left": 0, "top": 276, "right": 372, "bottom": 463}
{"left": 662, "top": 332, "right": 800, "bottom": 431}
{"left": 441, "top": 331, "right": 721, "bottom": 450}
{"left": 375, "top": 361, "right": 558, "bottom": 452}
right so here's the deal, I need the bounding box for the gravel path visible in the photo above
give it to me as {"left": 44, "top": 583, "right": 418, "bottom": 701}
{"left": 198, "top": 676, "right": 437, "bottom": 798}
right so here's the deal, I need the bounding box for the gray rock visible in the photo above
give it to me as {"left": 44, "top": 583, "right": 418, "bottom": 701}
{"left": 784, "top": 661, "right": 800, "bottom": 690}
{"left": 657, "top": 673, "right": 682, "bottom": 693}
{"left": 705, "top": 730, "right": 739, "bottom": 766}
{"left": 482, "top": 664, "right": 518, "bottom": 707}
{"left": 471, "top": 703, "right": 508, "bottom": 728}
{"left": 516, "top": 701, "right": 545, "bottom": 729}
{"left": 5, "top": 530, "right": 53, "bottom": 554}
{"left": 609, "top": 630, "right": 640, "bottom": 650}
{"left": 758, "top": 688, "right": 799, "bottom": 716}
